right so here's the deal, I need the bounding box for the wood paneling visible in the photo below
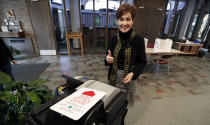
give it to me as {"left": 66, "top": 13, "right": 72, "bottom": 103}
{"left": 26, "top": 0, "right": 56, "bottom": 51}
{"left": 133, "top": 0, "right": 168, "bottom": 43}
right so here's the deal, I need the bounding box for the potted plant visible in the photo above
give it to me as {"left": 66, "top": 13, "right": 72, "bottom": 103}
{"left": 0, "top": 71, "right": 52, "bottom": 125}
{"left": 7, "top": 46, "right": 21, "bottom": 56}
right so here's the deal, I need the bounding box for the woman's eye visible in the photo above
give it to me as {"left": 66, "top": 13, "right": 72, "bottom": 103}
{"left": 120, "top": 18, "right": 124, "bottom": 21}
{"left": 126, "top": 18, "right": 131, "bottom": 21}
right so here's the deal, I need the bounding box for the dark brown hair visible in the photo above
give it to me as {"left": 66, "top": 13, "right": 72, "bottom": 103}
{"left": 116, "top": 3, "right": 137, "bottom": 20}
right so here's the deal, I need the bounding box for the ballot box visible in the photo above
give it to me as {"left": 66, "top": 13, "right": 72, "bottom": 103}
{"left": 28, "top": 76, "right": 128, "bottom": 125}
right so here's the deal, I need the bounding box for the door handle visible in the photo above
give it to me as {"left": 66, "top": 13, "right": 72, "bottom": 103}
{"left": 138, "top": 6, "right": 144, "bottom": 9}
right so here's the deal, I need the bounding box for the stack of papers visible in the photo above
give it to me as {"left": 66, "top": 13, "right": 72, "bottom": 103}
{"left": 50, "top": 88, "right": 106, "bottom": 120}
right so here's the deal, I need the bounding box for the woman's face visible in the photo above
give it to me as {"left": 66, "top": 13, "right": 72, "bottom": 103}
{"left": 117, "top": 12, "right": 134, "bottom": 33}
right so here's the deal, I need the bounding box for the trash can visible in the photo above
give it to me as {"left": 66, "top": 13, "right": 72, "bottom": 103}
{"left": 73, "top": 39, "right": 80, "bottom": 48}
{"left": 198, "top": 48, "right": 208, "bottom": 57}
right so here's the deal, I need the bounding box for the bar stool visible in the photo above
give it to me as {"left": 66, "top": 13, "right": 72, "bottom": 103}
{"left": 66, "top": 32, "right": 84, "bottom": 56}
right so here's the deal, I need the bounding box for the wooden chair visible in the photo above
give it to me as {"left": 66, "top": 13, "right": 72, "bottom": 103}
{"left": 66, "top": 32, "right": 84, "bottom": 56}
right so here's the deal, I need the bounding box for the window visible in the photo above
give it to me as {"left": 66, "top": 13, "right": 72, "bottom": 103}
{"left": 80, "top": 0, "right": 122, "bottom": 28}
{"left": 197, "top": 14, "right": 209, "bottom": 39}
{"left": 187, "top": 13, "right": 198, "bottom": 38}
{"left": 52, "top": 0, "right": 62, "bottom": 5}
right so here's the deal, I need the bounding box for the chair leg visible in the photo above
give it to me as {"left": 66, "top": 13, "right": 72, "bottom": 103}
{"left": 157, "top": 59, "right": 160, "bottom": 75}
{"left": 167, "top": 61, "right": 170, "bottom": 76}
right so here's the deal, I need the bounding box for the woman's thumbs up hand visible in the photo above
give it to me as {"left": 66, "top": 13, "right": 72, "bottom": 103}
{"left": 106, "top": 50, "right": 113, "bottom": 64}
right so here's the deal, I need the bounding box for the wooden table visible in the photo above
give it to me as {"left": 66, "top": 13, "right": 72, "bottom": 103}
{"left": 66, "top": 32, "right": 84, "bottom": 56}
{"left": 145, "top": 48, "right": 183, "bottom": 65}
{"left": 145, "top": 48, "right": 183, "bottom": 75}
{"left": 146, "top": 48, "right": 183, "bottom": 55}
{"left": 176, "top": 42, "right": 203, "bottom": 55}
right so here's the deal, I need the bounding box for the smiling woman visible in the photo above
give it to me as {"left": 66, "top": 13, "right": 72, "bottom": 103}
{"left": 105, "top": 3, "right": 147, "bottom": 109}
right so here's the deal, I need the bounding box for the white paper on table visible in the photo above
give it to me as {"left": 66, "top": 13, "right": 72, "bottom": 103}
{"left": 154, "top": 38, "right": 172, "bottom": 52}
{"left": 50, "top": 87, "right": 106, "bottom": 120}
{"left": 144, "top": 38, "right": 148, "bottom": 49}
{"left": 154, "top": 38, "right": 161, "bottom": 51}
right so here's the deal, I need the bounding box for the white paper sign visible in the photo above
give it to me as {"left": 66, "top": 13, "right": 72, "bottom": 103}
{"left": 154, "top": 38, "right": 173, "bottom": 52}
{"left": 50, "top": 88, "right": 106, "bottom": 120}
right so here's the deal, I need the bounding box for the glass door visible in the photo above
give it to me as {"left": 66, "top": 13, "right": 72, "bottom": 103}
{"left": 52, "top": 8, "right": 67, "bottom": 53}
{"left": 50, "top": 0, "right": 72, "bottom": 54}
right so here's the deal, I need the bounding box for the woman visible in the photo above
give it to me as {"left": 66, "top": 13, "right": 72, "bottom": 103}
{"left": 105, "top": 3, "right": 147, "bottom": 108}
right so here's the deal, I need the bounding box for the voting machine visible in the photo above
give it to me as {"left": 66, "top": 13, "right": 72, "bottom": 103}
{"left": 28, "top": 75, "right": 128, "bottom": 125}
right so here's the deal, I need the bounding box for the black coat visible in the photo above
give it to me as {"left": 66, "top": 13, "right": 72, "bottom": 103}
{"left": 0, "top": 39, "right": 14, "bottom": 63}
{"left": 105, "top": 34, "right": 147, "bottom": 80}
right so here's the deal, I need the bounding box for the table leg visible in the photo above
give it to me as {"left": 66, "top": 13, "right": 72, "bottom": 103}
{"left": 176, "top": 43, "right": 181, "bottom": 56}
{"left": 66, "top": 37, "right": 71, "bottom": 56}
{"left": 80, "top": 37, "right": 84, "bottom": 57}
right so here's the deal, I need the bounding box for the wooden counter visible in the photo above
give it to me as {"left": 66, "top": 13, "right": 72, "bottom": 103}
{"left": 176, "top": 42, "right": 203, "bottom": 55}
{"left": 0, "top": 32, "right": 24, "bottom": 38}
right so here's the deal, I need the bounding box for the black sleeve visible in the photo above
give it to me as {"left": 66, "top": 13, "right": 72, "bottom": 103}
{"left": 132, "top": 36, "right": 147, "bottom": 80}
{"left": 2, "top": 41, "right": 14, "bottom": 61}
{"left": 104, "top": 37, "right": 114, "bottom": 66}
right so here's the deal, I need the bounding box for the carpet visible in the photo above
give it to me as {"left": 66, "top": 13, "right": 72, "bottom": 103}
{"left": 12, "top": 63, "right": 50, "bottom": 82}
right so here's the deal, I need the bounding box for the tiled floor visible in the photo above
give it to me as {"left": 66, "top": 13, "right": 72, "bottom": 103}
{"left": 16, "top": 54, "right": 210, "bottom": 101}
{"left": 16, "top": 54, "right": 210, "bottom": 124}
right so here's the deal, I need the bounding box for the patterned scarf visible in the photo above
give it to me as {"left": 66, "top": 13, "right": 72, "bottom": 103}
{"left": 110, "top": 30, "right": 135, "bottom": 82}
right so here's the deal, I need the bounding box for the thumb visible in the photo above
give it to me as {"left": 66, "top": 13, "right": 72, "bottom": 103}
{"left": 108, "top": 50, "right": 111, "bottom": 56}
{"left": 123, "top": 75, "right": 128, "bottom": 81}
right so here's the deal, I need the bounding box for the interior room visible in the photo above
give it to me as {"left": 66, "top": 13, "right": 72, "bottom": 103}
{"left": 0, "top": 0, "right": 210, "bottom": 125}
